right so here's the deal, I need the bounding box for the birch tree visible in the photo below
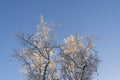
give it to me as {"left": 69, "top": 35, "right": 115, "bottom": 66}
{"left": 13, "top": 16, "right": 100, "bottom": 80}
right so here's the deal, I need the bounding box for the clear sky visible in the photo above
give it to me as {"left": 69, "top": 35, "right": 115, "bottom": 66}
{"left": 1, "top": 0, "right": 120, "bottom": 80}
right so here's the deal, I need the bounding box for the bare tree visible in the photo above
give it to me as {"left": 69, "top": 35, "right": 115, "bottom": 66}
{"left": 60, "top": 34, "right": 99, "bottom": 80}
{"left": 13, "top": 16, "right": 100, "bottom": 80}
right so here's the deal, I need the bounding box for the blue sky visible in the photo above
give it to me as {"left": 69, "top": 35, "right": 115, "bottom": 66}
{"left": 1, "top": 0, "right": 120, "bottom": 80}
